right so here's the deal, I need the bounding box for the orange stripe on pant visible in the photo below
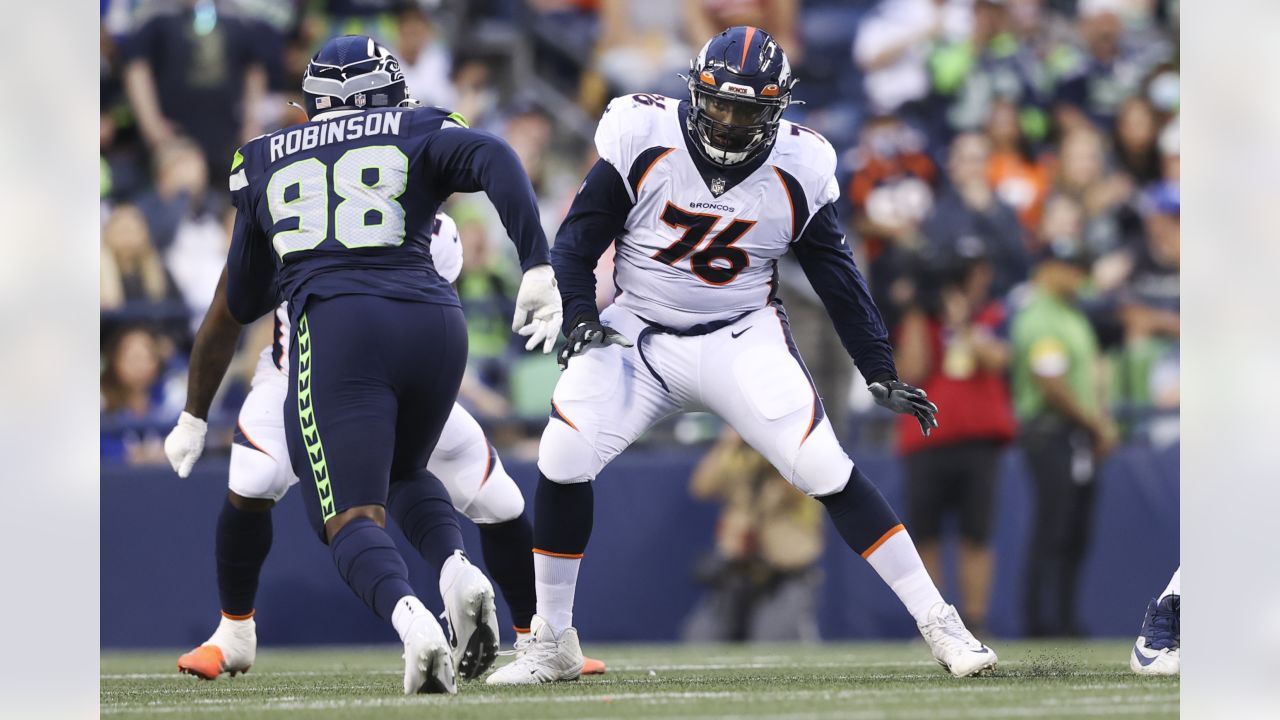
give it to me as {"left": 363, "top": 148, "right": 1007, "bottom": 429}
{"left": 860, "top": 523, "right": 906, "bottom": 559}
{"left": 221, "top": 610, "right": 255, "bottom": 621}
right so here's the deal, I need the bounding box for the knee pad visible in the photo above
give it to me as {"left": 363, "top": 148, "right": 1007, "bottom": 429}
{"left": 536, "top": 417, "right": 602, "bottom": 484}
{"left": 789, "top": 418, "right": 854, "bottom": 497}
{"left": 427, "top": 418, "right": 491, "bottom": 513}
{"left": 464, "top": 458, "right": 526, "bottom": 524}
{"left": 228, "top": 444, "right": 292, "bottom": 502}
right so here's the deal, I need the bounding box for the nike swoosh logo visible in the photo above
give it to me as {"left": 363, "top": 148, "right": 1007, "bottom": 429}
{"left": 731, "top": 327, "right": 752, "bottom": 339}
{"left": 1133, "top": 645, "right": 1158, "bottom": 667}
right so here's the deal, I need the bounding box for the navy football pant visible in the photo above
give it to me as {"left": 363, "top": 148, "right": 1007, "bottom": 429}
{"left": 284, "top": 295, "right": 467, "bottom": 541}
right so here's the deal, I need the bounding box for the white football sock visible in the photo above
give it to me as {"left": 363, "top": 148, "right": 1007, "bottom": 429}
{"left": 863, "top": 528, "right": 946, "bottom": 624}
{"left": 1160, "top": 567, "right": 1180, "bottom": 600}
{"left": 534, "top": 552, "right": 581, "bottom": 636}
{"left": 391, "top": 595, "right": 428, "bottom": 643}
{"left": 209, "top": 613, "right": 255, "bottom": 646}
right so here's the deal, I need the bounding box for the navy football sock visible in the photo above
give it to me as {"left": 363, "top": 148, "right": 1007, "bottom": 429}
{"left": 532, "top": 474, "right": 594, "bottom": 555}
{"left": 478, "top": 514, "right": 536, "bottom": 631}
{"left": 330, "top": 518, "right": 416, "bottom": 621}
{"left": 816, "top": 466, "right": 902, "bottom": 556}
{"left": 216, "top": 496, "right": 273, "bottom": 617}
{"left": 387, "top": 470, "right": 466, "bottom": 573}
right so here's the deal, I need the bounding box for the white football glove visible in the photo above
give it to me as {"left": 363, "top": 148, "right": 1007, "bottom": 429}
{"left": 164, "top": 411, "right": 208, "bottom": 479}
{"left": 512, "top": 263, "right": 563, "bottom": 354}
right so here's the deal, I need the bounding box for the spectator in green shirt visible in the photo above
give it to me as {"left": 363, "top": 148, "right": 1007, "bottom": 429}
{"left": 1010, "top": 236, "right": 1117, "bottom": 637}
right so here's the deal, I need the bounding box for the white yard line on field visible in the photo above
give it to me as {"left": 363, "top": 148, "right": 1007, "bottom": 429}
{"left": 102, "top": 683, "right": 1178, "bottom": 716}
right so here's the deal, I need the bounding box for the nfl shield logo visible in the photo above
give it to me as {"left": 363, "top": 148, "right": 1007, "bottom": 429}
{"left": 711, "top": 177, "right": 726, "bottom": 196}
{"left": 354, "top": 93, "right": 367, "bottom": 108}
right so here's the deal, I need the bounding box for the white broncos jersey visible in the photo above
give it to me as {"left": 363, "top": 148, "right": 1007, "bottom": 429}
{"left": 597, "top": 94, "right": 840, "bottom": 330}
{"left": 265, "top": 212, "right": 462, "bottom": 372}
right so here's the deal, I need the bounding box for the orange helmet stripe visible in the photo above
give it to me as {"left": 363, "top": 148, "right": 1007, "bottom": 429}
{"left": 740, "top": 26, "right": 757, "bottom": 69}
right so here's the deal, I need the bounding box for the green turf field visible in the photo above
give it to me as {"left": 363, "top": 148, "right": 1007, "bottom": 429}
{"left": 101, "top": 640, "right": 1178, "bottom": 719}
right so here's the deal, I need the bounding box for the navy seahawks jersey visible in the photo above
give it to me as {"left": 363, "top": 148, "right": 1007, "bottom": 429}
{"left": 225, "top": 105, "right": 550, "bottom": 324}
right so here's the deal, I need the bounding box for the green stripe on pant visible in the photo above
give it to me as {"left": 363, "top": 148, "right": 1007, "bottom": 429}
{"left": 296, "top": 313, "right": 336, "bottom": 523}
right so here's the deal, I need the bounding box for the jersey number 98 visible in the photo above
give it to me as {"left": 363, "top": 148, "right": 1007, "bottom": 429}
{"left": 266, "top": 145, "right": 410, "bottom": 258}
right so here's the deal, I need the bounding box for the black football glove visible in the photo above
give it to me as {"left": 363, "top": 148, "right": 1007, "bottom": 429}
{"left": 557, "top": 320, "right": 634, "bottom": 369}
{"left": 869, "top": 379, "right": 939, "bottom": 437}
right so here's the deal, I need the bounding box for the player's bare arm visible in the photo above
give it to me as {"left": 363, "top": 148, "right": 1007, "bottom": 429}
{"left": 163, "top": 267, "right": 249, "bottom": 479}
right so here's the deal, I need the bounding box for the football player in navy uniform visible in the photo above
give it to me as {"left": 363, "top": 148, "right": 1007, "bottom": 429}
{"left": 488, "top": 27, "right": 996, "bottom": 684}
{"left": 213, "top": 35, "right": 561, "bottom": 694}
{"left": 165, "top": 215, "right": 606, "bottom": 685}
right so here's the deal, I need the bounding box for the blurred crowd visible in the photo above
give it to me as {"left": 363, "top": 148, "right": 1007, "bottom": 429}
{"left": 100, "top": 0, "right": 1179, "bottom": 481}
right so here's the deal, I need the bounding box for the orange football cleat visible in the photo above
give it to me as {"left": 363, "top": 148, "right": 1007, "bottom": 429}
{"left": 177, "top": 645, "right": 241, "bottom": 680}
{"left": 581, "top": 655, "right": 607, "bottom": 675}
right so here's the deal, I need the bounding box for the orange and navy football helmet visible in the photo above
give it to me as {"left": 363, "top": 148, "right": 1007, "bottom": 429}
{"left": 686, "top": 26, "right": 796, "bottom": 166}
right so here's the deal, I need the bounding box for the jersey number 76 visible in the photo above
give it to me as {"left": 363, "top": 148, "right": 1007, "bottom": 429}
{"left": 652, "top": 202, "right": 754, "bottom": 285}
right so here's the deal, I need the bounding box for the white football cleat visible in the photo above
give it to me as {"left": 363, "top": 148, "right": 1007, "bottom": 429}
{"left": 402, "top": 612, "right": 456, "bottom": 695}
{"left": 918, "top": 602, "right": 998, "bottom": 677}
{"left": 1131, "top": 642, "right": 1179, "bottom": 676}
{"left": 177, "top": 614, "right": 256, "bottom": 680}
{"left": 439, "top": 555, "right": 500, "bottom": 680}
{"left": 1131, "top": 595, "right": 1180, "bottom": 676}
{"left": 485, "top": 615, "right": 582, "bottom": 685}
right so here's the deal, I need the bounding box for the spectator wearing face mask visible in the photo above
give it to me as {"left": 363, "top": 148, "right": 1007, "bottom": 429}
{"left": 923, "top": 132, "right": 1029, "bottom": 298}
{"left": 848, "top": 115, "right": 939, "bottom": 333}
{"left": 130, "top": 139, "right": 227, "bottom": 329}
{"left": 1052, "top": 0, "right": 1171, "bottom": 133}
{"left": 1052, "top": 126, "right": 1135, "bottom": 257}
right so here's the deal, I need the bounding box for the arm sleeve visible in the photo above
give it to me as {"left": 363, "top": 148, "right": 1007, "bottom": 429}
{"left": 422, "top": 127, "right": 551, "bottom": 271}
{"left": 791, "top": 203, "right": 898, "bottom": 383}
{"left": 550, "top": 158, "right": 634, "bottom": 334}
{"left": 224, "top": 203, "right": 277, "bottom": 324}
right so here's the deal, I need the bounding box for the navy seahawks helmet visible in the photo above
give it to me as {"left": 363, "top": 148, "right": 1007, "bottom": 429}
{"left": 686, "top": 26, "right": 796, "bottom": 166}
{"left": 301, "top": 35, "right": 408, "bottom": 119}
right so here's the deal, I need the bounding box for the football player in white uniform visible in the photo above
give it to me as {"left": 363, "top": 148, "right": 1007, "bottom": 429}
{"left": 165, "top": 213, "right": 602, "bottom": 684}
{"left": 488, "top": 27, "right": 996, "bottom": 685}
